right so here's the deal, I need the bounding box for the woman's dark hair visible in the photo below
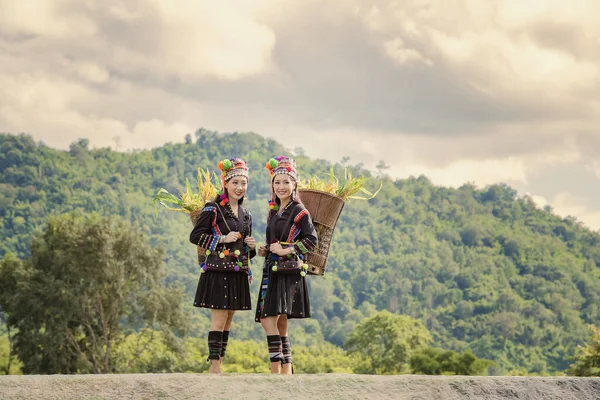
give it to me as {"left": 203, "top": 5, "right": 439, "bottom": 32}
{"left": 212, "top": 188, "right": 244, "bottom": 205}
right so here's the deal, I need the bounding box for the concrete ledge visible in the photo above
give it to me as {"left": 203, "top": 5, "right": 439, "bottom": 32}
{"left": 1, "top": 373, "right": 599, "bottom": 400}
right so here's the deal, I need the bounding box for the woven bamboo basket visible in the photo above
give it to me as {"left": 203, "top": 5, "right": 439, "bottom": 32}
{"left": 298, "top": 189, "right": 345, "bottom": 275}
{"left": 189, "top": 209, "right": 207, "bottom": 264}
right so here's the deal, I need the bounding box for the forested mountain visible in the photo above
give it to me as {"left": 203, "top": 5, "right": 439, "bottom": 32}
{"left": 2, "top": 130, "right": 599, "bottom": 374}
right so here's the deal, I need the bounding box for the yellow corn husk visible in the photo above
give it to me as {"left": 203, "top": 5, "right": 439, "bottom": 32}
{"left": 299, "top": 167, "right": 381, "bottom": 201}
{"left": 153, "top": 168, "right": 220, "bottom": 214}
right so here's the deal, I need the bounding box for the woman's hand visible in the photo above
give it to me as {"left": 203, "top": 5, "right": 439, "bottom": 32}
{"left": 222, "top": 231, "right": 242, "bottom": 243}
{"left": 244, "top": 236, "right": 256, "bottom": 250}
{"left": 269, "top": 242, "right": 293, "bottom": 256}
{"left": 257, "top": 245, "right": 267, "bottom": 257}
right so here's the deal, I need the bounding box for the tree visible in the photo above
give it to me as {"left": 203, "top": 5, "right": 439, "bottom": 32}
{"left": 292, "top": 342, "right": 356, "bottom": 373}
{"left": 0, "top": 311, "right": 22, "bottom": 375}
{"left": 375, "top": 160, "right": 390, "bottom": 176}
{"left": 410, "top": 348, "right": 495, "bottom": 375}
{"left": 0, "top": 213, "right": 186, "bottom": 374}
{"left": 569, "top": 325, "right": 600, "bottom": 376}
{"left": 344, "top": 311, "right": 432, "bottom": 374}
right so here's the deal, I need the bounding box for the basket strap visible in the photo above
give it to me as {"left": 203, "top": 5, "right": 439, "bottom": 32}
{"left": 215, "top": 203, "right": 247, "bottom": 241}
{"left": 279, "top": 206, "right": 296, "bottom": 243}
{"left": 215, "top": 203, "right": 232, "bottom": 233}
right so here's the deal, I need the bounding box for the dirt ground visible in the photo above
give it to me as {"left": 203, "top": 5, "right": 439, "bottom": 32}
{"left": 1, "top": 373, "right": 599, "bottom": 400}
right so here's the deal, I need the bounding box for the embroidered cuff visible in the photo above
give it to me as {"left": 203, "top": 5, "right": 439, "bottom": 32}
{"left": 294, "top": 241, "right": 309, "bottom": 254}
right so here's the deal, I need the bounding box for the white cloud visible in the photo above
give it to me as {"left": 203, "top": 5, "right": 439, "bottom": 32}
{"left": 265, "top": 127, "right": 530, "bottom": 187}
{"left": 0, "top": 73, "right": 193, "bottom": 150}
{"left": 73, "top": 62, "right": 111, "bottom": 84}
{"left": 125, "top": 119, "right": 194, "bottom": 150}
{"left": 0, "top": 0, "right": 97, "bottom": 37}
{"left": 528, "top": 194, "right": 549, "bottom": 209}
{"left": 361, "top": 0, "right": 600, "bottom": 111}
{"left": 145, "top": 1, "right": 276, "bottom": 80}
{"left": 0, "top": 0, "right": 276, "bottom": 81}
{"left": 394, "top": 158, "right": 528, "bottom": 188}
{"left": 1, "top": 0, "right": 600, "bottom": 231}
{"left": 383, "top": 38, "right": 432, "bottom": 66}
{"left": 550, "top": 193, "right": 600, "bottom": 231}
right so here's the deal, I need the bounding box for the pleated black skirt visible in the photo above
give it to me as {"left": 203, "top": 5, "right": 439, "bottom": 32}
{"left": 193, "top": 270, "right": 252, "bottom": 310}
{"left": 259, "top": 268, "right": 311, "bottom": 319}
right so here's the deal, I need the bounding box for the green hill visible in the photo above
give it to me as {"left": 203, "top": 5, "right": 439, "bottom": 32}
{"left": 1, "top": 130, "right": 599, "bottom": 374}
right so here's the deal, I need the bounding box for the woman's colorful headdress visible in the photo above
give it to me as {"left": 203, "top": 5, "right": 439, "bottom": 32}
{"left": 265, "top": 156, "right": 297, "bottom": 179}
{"left": 217, "top": 158, "right": 249, "bottom": 206}
{"left": 265, "top": 156, "right": 298, "bottom": 211}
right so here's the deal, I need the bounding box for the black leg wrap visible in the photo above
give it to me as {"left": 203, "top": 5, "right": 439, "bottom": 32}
{"left": 267, "top": 335, "right": 283, "bottom": 363}
{"left": 221, "top": 331, "right": 230, "bottom": 359}
{"left": 207, "top": 331, "right": 223, "bottom": 361}
{"left": 281, "top": 336, "right": 292, "bottom": 364}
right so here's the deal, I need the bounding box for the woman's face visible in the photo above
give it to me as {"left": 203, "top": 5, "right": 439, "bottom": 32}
{"left": 225, "top": 176, "right": 248, "bottom": 201}
{"left": 272, "top": 174, "right": 296, "bottom": 202}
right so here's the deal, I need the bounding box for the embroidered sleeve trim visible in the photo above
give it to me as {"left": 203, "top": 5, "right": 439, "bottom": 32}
{"left": 295, "top": 240, "right": 309, "bottom": 254}
{"left": 294, "top": 209, "right": 309, "bottom": 224}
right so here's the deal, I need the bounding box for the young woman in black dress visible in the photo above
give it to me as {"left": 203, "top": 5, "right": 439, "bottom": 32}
{"left": 190, "top": 158, "right": 256, "bottom": 374}
{"left": 256, "top": 156, "right": 318, "bottom": 374}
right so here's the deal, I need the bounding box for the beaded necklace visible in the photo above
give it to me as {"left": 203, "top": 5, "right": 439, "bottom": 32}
{"left": 276, "top": 200, "right": 293, "bottom": 217}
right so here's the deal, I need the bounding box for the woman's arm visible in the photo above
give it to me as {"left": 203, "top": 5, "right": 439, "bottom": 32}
{"left": 292, "top": 209, "right": 318, "bottom": 255}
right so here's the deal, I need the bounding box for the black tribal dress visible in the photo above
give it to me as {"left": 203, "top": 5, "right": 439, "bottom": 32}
{"left": 254, "top": 201, "right": 318, "bottom": 321}
{"left": 190, "top": 202, "right": 256, "bottom": 310}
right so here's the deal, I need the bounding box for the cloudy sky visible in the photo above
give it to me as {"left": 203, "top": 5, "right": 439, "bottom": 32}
{"left": 1, "top": 0, "right": 599, "bottom": 230}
